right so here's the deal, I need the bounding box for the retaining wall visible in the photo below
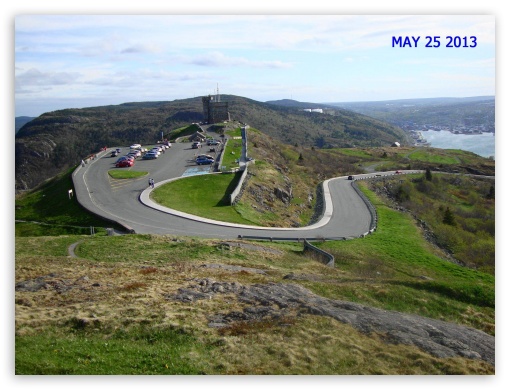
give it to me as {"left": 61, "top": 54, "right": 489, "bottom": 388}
{"left": 229, "top": 167, "right": 249, "bottom": 205}
{"left": 229, "top": 126, "right": 250, "bottom": 205}
{"left": 303, "top": 239, "right": 335, "bottom": 267}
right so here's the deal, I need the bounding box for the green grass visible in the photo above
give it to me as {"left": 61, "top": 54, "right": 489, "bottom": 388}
{"left": 15, "top": 325, "right": 210, "bottom": 374}
{"left": 108, "top": 170, "right": 148, "bottom": 179}
{"left": 333, "top": 148, "right": 374, "bottom": 158}
{"left": 221, "top": 139, "right": 243, "bottom": 170}
{"left": 314, "top": 183, "right": 494, "bottom": 330}
{"left": 166, "top": 124, "right": 201, "bottom": 141}
{"left": 408, "top": 150, "right": 459, "bottom": 164}
{"left": 150, "top": 172, "right": 259, "bottom": 225}
{"left": 15, "top": 167, "right": 118, "bottom": 236}
{"left": 225, "top": 127, "right": 242, "bottom": 138}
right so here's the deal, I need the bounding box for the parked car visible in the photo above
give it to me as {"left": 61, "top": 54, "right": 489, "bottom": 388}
{"left": 395, "top": 170, "right": 402, "bottom": 174}
{"left": 111, "top": 150, "right": 119, "bottom": 157}
{"left": 116, "top": 159, "right": 134, "bottom": 168}
{"left": 348, "top": 175, "right": 354, "bottom": 180}
{"left": 150, "top": 148, "right": 161, "bottom": 156}
{"left": 192, "top": 142, "right": 201, "bottom": 149}
{"left": 206, "top": 139, "right": 220, "bottom": 146}
{"left": 128, "top": 150, "right": 141, "bottom": 158}
{"left": 196, "top": 156, "right": 214, "bottom": 165}
{"left": 130, "top": 144, "right": 142, "bottom": 150}
{"left": 143, "top": 152, "right": 158, "bottom": 160}
{"left": 197, "top": 154, "right": 214, "bottom": 160}
{"left": 116, "top": 156, "right": 129, "bottom": 163}
{"left": 116, "top": 148, "right": 121, "bottom": 153}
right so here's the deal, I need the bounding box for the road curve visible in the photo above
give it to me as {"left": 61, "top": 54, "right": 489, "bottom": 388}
{"left": 72, "top": 143, "right": 420, "bottom": 240}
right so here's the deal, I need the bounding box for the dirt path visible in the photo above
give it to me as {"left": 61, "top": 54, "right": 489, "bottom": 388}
{"left": 67, "top": 240, "right": 82, "bottom": 258}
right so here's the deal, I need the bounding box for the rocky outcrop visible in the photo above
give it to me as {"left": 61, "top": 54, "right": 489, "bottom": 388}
{"left": 274, "top": 186, "right": 292, "bottom": 204}
{"left": 169, "top": 279, "right": 495, "bottom": 365}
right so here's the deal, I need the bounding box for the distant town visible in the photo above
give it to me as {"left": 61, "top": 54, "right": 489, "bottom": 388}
{"left": 403, "top": 123, "right": 495, "bottom": 146}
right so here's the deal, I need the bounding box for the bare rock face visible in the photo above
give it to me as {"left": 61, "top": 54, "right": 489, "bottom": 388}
{"left": 169, "top": 279, "right": 495, "bottom": 366}
{"left": 274, "top": 187, "right": 292, "bottom": 204}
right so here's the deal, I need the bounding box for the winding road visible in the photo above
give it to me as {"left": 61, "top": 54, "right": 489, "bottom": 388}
{"left": 72, "top": 142, "right": 420, "bottom": 240}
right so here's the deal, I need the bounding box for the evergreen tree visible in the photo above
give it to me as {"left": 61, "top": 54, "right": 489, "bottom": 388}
{"left": 486, "top": 185, "right": 495, "bottom": 199}
{"left": 425, "top": 167, "right": 432, "bottom": 181}
{"left": 443, "top": 207, "right": 456, "bottom": 226}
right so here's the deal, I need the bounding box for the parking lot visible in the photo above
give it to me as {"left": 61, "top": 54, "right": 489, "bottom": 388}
{"left": 108, "top": 140, "right": 222, "bottom": 179}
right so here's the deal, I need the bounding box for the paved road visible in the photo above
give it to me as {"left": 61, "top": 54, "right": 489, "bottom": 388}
{"left": 72, "top": 142, "right": 415, "bottom": 240}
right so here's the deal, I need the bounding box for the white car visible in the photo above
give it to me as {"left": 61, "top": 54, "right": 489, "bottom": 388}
{"left": 128, "top": 149, "right": 141, "bottom": 157}
{"left": 150, "top": 148, "right": 161, "bottom": 156}
{"left": 130, "top": 144, "right": 142, "bottom": 150}
{"left": 143, "top": 152, "right": 158, "bottom": 160}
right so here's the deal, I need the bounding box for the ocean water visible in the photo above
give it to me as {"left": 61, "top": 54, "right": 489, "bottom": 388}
{"left": 420, "top": 130, "right": 495, "bottom": 158}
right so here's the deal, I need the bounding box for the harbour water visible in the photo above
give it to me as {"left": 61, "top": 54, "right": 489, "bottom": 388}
{"left": 419, "top": 130, "right": 495, "bottom": 158}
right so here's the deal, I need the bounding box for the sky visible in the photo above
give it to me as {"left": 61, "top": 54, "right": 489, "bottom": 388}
{"left": 14, "top": 13, "right": 496, "bottom": 117}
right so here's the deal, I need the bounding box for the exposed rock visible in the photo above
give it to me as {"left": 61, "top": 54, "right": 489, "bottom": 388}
{"left": 216, "top": 241, "right": 283, "bottom": 255}
{"left": 274, "top": 187, "right": 292, "bottom": 204}
{"left": 167, "top": 279, "right": 495, "bottom": 365}
{"left": 201, "top": 263, "right": 268, "bottom": 275}
{"left": 15, "top": 274, "right": 97, "bottom": 294}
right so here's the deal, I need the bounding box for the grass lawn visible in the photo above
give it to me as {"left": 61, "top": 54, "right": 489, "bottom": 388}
{"left": 221, "top": 139, "right": 243, "bottom": 170}
{"left": 150, "top": 172, "right": 258, "bottom": 225}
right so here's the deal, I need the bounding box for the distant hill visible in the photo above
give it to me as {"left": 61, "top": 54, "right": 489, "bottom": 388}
{"left": 15, "top": 116, "right": 36, "bottom": 133}
{"left": 265, "top": 99, "right": 339, "bottom": 110}
{"left": 327, "top": 96, "right": 495, "bottom": 130}
{"left": 15, "top": 95, "right": 409, "bottom": 192}
{"left": 227, "top": 95, "right": 408, "bottom": 147}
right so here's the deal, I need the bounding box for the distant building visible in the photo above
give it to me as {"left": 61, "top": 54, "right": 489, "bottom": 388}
{"left": 202, "top": 87, "right": 230, "bottom": 124}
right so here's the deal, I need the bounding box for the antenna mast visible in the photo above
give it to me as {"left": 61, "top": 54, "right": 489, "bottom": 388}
{"left": 216, "top": 84, "right": 220, "bottom": 102}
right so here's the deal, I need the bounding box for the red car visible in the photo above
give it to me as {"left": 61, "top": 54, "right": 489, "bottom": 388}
{"left": 116, "top": 159, "right": 134, "bottom": 168}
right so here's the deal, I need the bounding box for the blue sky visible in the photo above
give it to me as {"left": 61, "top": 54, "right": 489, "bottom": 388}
{"left": 14, "top": 13, "right": 495, "bottom": 117}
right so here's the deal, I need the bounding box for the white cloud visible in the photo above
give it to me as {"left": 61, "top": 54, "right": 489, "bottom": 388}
{"left": 16, "top": 68, "right": 81, "bottom": 91}
{"left": 186, "top": 51, "right": 292, "bottom": 69}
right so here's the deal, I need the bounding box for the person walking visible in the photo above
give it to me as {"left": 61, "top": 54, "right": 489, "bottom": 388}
{"left": 150, "top": 178, "right": 155, "bottom": 189}
{"left": 148, "top": 178, "right": 153, "bottom": 188}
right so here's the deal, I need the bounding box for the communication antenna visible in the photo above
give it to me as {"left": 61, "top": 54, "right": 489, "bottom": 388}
{"left": 216, "top": 84, "right": 220, "bottom": 102}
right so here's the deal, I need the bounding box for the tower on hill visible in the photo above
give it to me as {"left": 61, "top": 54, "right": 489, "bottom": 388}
{"left": 202, "top": 85, "right": 230, "bottom": 124}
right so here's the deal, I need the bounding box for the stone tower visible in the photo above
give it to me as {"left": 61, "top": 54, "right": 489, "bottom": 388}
{"left": 202, "top": 86, "right": 230, "bottom": 124}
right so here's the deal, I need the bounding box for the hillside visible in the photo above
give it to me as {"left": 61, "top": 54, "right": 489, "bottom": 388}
{"left": 15, "top": 95, "right": 409, "bottom": 192}
{"left": 15, "top": 127, "right": 495, "bottom": 374}
{"left": 328, "top": 96, "right": 495, "bottom": 131}
{"left": 15, "top": 116, "right": 36, "bottom": 133}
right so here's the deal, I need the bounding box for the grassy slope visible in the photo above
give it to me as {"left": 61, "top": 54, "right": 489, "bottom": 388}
{"left": 15, "top": 167, "right": 119, "bottom": 236}
{"left": 15, "top": 201, "right": 495, "bottom": 374}
{"left": 15, "top": 132, "right": 495, "bottom": 374}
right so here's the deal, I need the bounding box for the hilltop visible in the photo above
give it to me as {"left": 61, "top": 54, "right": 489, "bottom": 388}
{"left": 15, "top": 95, "right": 409, "bottom": 192}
